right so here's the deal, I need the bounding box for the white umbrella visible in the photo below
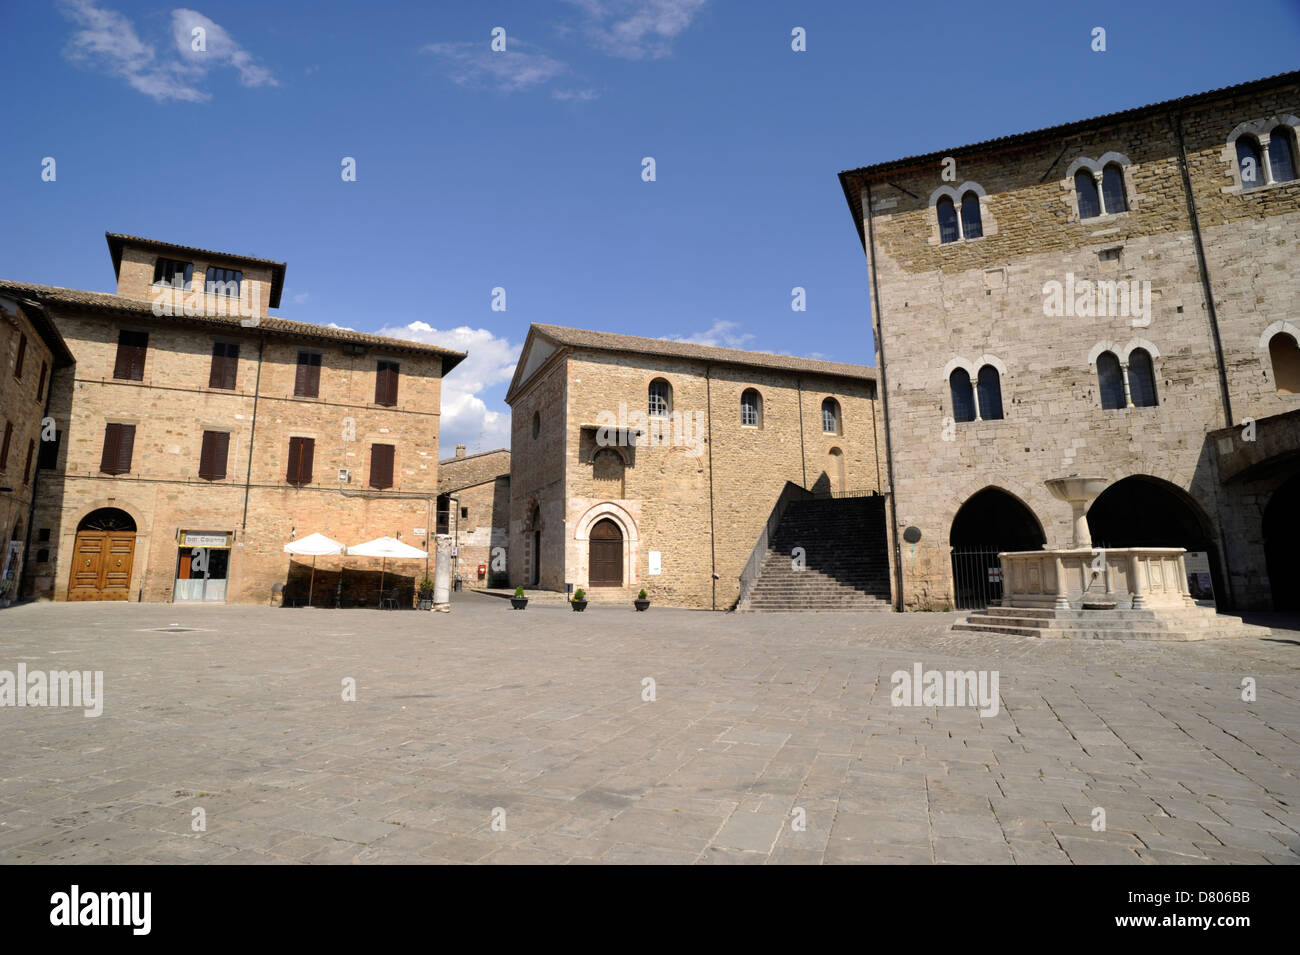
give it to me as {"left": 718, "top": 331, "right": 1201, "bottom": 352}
{"left": 284, "top": 533, "right": 344, "bottom": 606}
{"left": 346, "top": 537, "right": 428, "bottom": 601}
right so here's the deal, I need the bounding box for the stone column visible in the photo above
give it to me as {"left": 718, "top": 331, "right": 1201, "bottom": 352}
{"left": 1054, "top": 555, "right": 1071, "bottom": 610}
{"left": 1130, "top": 551, "right": 1147, "bottom": 610}
{"left": 433, "top": 534, "right": 451, "bottom": 612}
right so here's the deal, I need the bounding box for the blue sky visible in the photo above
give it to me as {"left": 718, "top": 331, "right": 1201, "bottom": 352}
{"left": 2, "top": 0, "right": 1298, "bottom": 453}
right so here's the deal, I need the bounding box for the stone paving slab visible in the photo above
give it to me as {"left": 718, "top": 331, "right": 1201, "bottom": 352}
{"left": 0, "top": 601, "right": 1298, "bottom": 864}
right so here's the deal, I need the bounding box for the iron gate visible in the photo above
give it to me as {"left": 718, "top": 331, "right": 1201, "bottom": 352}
{"left": 951, "top": 546, "right": 1004, "bottom": 611}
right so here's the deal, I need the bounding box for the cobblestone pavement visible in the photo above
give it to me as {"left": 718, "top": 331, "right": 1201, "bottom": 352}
{"left": 1, "top": 597, "right": 1298, "bottom": 864}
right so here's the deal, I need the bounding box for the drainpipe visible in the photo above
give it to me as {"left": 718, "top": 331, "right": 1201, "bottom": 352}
{"left": 705, "top": 362, "right": 716, "bottom": 610}
{"left": 797, "top": 376, "right": 807, "bottom": 488}
{"left": 240, "top": 336, "right": 264, "bottom": 531}
{"left": 864, "top": 181, "right": 906, "bottom": 611}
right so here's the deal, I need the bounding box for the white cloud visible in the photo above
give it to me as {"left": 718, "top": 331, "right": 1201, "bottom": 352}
{"left": 292, "top": 292, "right": 310, "bottom": 305}
{"left": 552, "top": 87, "right": 600, "bottom": 102}
{"left": 375, "top": 322, "right": 519, "bottom": 454}
{"left": 58, "top": 1, "right": 275, "bottom": 102}
{"left": 664, "top": 320, "right": 754, "bottom": 349}
{"left": 563, "top": 0, "right": 708, "bottom": 60}
{"left": 421, "top": 39, "right": 569, "bottom": 93}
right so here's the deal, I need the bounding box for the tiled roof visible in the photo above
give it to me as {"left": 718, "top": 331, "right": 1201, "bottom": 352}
{"left": 106, "top": 233, "right": 288, "bottom": 307}
{"left": 530, "top": 323, "right": 875, "bottom": 381}
{"left": 0, "top": 280, "right": 467, "bottom": 374}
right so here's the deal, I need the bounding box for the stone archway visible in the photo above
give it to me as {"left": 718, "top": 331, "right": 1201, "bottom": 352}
{"left": 949, "top": 487, "right": 1046, "bottom": 610}
{"left": 1264, "top": 474, "right": 1300, "bottom": 610}
{"left": 588, "top": 519, "right": 623, "bottom": 587}
{"left": 68, "top": 507, "right": 137, "bottom": 601}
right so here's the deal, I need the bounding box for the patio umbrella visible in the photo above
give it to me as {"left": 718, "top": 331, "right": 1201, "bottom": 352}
{"left": 346, "top": 536, "right": 428, "bottom": 603}
{"left": 284, "top": 533, "right": 344, "bottom": 606}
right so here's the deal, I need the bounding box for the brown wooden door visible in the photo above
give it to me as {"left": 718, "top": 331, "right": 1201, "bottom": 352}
{"left": 67, "top": 531, "right": 135, "bottom": 601}
{"left": 588, "top": 519, "right": 623, "bottom": 587}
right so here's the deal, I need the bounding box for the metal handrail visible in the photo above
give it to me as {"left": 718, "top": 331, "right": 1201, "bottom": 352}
{"left": 735, "top": 481, "right": 814, "bottom": 610}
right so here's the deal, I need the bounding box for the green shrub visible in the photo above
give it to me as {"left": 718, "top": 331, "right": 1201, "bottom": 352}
{"left": 573, "top": 588, "right": 586, "bottom": 602}
{"left": 637, "top": 589, "right": 647, "bottom": 600}
{"left": 513, "top": 585, "right": 525, "bottom": 598}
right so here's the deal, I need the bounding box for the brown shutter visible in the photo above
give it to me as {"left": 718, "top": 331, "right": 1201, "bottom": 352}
{"left": 0, "top": 421, "right": 11, "bottom": 469}
{"left": 14, "top": 334, "right": 27, "bottom": 379}
{"left": 375, "top": 361, "right": 399, "bottom": 406}
{"left": 286, "top": 437, "right": 300, "bottom": 483}
{"left": 199, "top": 431, "right": 229, "bottom": 481}
{"left": 369, "top": 444, "right": 394, "bottom": 489}
{"left": 100, "top": 424, "right": 120, "bottom": 474}
{"left": 115, "top": 424, "right": 135, "bottom": 474}
{"left": 23, "top": 440, "right": 34, "bottom": 484}
{"left": 288, "top": 437, "right": 314, "bottom": 485}
{"left": 307, "top": 356, "right": 321, "bottom": 396}
{"left": 36, "top": 362, "right": 48, "bottom": 402}
{"left": 295, "top": 352, "right": 322, "bottom": 398}
{"left": 114, "top": 331, "right": 148, "bottom": 380}
{"left": 209, "top": 342, "right": 238, "bottom": 389}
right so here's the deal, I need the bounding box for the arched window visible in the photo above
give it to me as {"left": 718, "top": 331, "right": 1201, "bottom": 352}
{"left": 1236, "top": 136, "right": 1265, "bottom": 190}
{"left": 936, "top": 196, "right": 959, "bottom": 244}
{"left": 740, "top": 388, "right": 761, "bottom": 427}
{"left": 1096, "top": 352, "right": 1126, "bottom": 409}
{"left": 821, "top": 398, "right": 841, "bottom": 434}
{"left": 1269, "top": 332, "right": 1300, "bottom": 394}
{"left": 976, "top": 365, "right": 1003, "bottom": 420}
{"left": 1127, "top": 349, "right": 1158, "bottom": 407}
{"left": 1075, "top": 169, "right": 1101, "bottom": 218}
{"left": 1101, "top": 163, "right": 1128, "bottom": 214}
{"left": 960, "top": 192, "right": 983, "bottom": 239}
{"left": 949, "top": 368, "right": 976, "bottom": 423}
{"left": 648, "top": 378, "right": 672, "bottom": 417}
{"left": 531, "top": 410, "right": 540, "bottom": 439}
{"left": 1268, "top": 128, "right": 1297, "bottom": 183}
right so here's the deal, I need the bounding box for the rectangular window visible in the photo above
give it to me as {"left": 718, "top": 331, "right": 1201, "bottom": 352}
{"left": 37, "top": 427, "right": 59, "bottom": 470}
{"left": 23, "top": 440, "right": 34, "bottom": 484}
{"left": 113, "top": 330, "right": 148, "bottom": 381}
{"left": 286, "top": 436, "right": 314, "bottom": 486}
{"left": 198, "top": 430, "right": 230, "bottom": 481}
{"left": 374, "top": 360, "right": 400, "bottom": 406}
{"left": 209, "top": 341, "right": 239, "bottom": 390}
{"left": 152, "top": 258, "right": 193, "bottom": 289}
{"left": 368, "top": 443, "right": 395, "bottom": 489}
{"left": 436, "top": 496, "right": 450, "bottom": 535}
{"left": 36, "top": 361, "right": 48, "bottom": 403}
{"left": 295, "top": 351, "right": 322, "bottom": 398}
{"left": 99, "top": 422, "right": 136, "bottom": 475}
{"left": 0, "top": 420, "right": 11, "bottom": 469}
{"left": 461, "top": 507, "right": 468, "bottom": 520}
{"left": 205, "top": 267, "right": 242, "bottom": 297}
{"left": 14, "top": 334, "right": 28, "bottom": 380}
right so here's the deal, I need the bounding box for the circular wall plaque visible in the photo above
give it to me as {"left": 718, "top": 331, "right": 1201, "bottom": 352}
{"left": 902, "top": 526, "right": 922, "bottom": 544}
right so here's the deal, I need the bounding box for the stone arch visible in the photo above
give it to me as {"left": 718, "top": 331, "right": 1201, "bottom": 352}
{"left": 940, "top": 356, "right": 977, "bottom": 382}
{"left": 1088, "top": 340, "right": 1120, "bottom": 367}
{"left": 574, "top": 501, "right": 639, "bottom": 543}
{"left": 973, "top": 353, "right": 1006, "bottom": 376}
{"left": 1119, "top": 337, "right": 1160, "bottom": 362}
{"left": 1064, "top": 151, "right": 1133, "bottom": 178}
{"left": 1257, "top": 320, "right": 1300, "bottom": 349}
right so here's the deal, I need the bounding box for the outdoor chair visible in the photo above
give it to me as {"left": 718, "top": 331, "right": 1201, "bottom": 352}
{"left": 379, "top": 587, "right": 400, "bottom": 610}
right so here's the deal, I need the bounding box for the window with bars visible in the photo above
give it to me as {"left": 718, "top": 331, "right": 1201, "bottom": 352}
{"left": 436, "top": 494, "right": 450, "bottom": 535}
{"left": 369, "top": 443, "right": 395, "bottom": 489}
{"left": 1268, "top": 129, "right": 1297, "bottom": 183}
{"left": 375, "top": 360, "right": 400, "bottom": 406}
{"left": 113, "top": 330, "right": 148, "bottom": 381}
{"left": 648, "top": 378, "right": 672, "bottom": 417}
{"left": 286, "top": 436, "right": 315, "bottom": 486}
{"left": 295, "top": 351, "right": 322, "bottom": 397}
{"left": 205, "top": 267, "right": 242, "bottom": 296}
{"left": 152, "top": 258, "right": 193, "bottom": 289}
{"left": 740, "top": 389, "right": 761, "bottom": 427}
{"left": 100, "top": 423, "right": 136, "bottom": 475}
{"left": 1101, "top": 164, "right": 1128, "bottom": 214}
{"left": 209, "top": 341, "right": 239, "bottom": 390}
{"left": 821, "top": 397, "right": 841, "bottom": 434}
{"left": 1075, "top": 169, "right": 1102, "bottom": 218}
{"left": 198, "top": 431, "right": 230, "bottom": 481}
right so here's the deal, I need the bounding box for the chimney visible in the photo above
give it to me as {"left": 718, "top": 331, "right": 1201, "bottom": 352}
{"left": 455, "top": 444, "right": 466, "bottom": 458}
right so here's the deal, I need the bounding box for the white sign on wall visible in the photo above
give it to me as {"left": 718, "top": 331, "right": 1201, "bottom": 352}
{"left": 648, "top": 551, "right": 661, "bottom": 575}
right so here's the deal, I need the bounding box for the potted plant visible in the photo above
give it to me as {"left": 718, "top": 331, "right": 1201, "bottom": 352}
{"left": 570, "top": 588, "right": 588, "bottom": 612}
{"left": 634, "top": 588, "right": 650, "bottom": 612}
{"left": 418, "top": 575, "right": 435, "bottom": 611}
{"left": 510, "top": 585, "right": 528, "bottom": 610}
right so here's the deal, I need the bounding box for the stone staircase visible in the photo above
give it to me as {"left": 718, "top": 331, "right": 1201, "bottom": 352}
{"left": 739, "top": 496, "right": 893, "bottom": 612}
{"left": 952, "top": 605, "right": 1270, "bottom": 641}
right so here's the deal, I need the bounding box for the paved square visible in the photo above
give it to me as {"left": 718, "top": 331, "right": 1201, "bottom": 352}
{"left": 1, "top": 598, "right": 1298, "bottom": 864}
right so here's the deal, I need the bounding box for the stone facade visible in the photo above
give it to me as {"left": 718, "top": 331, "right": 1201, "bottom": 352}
{"left": 839, "top": 71, "right": 1300, "bottom": 611}
{"left": 2, "top": 234, "right": 464, "bottom": 606}
{"left": 506, "top": 324, "right": 883, "bottom": 609}
{"left": 438, "top": 446, "right": 510, "bottom": 589}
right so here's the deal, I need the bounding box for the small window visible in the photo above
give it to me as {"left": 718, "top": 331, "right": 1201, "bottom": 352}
{"left": 1075, "top": 170, "right": 1102, "bottom": 218}
{"left": 1268, "top": 129, "right": 1297, "bottom": 184}
{"left": 949, "top": 369, "right": 976, "bottom": 423}
{"left": 740, "top": 388, "right": 761, "bottom": 427}
{"left": 0, "top": 420, "right": 11, "bottom": 469}
{"left": 295, "top": 351, "right": 322, "bottom": 398}
{"left": 1101, "top": 163, "right": 1128, "bottom": 214}
{"left": 38, "top": 528, "right": 50, "bottom": 542}
{"left": 113, "top": 330, "right": 148, "bottom": 381}
{"left": 1127, "top": 349, "right": 1158, "bottom": 407}
{"left": 1269, "top": 332, "right": 1300, "bottom": 394}
{"left": 198, "top": 431, "right": 230, "bottom": 481}
{"left": 152, "top": 258, "right": 193, "bottom": 289}
{"left": 532, "top": 411, "right": 541, "bottom": 439}
{"left": 99, "top": 422, "right": 136, "bottom": 475}
{"left": 14, "top": 333, "right": 27, "bottom": 380}
{"left": 369, "top": 443, "right": 395, "bottom": 489}
{"left": 22, "top": 440, "right": 34, "bottom": 485}
{"left": 436, "top": 494, "right": 450, "bottom": 535}
{"left": 960, "top": 192, "right": 983, "bottom": 240}
{"left": 937, "top": 196, "right": 959, "bottom": 244}
{"left": 205, "top": 267, "right": 242, "bottom": 296}
{"left": 1096, "top": 352, "right": 1126, "bottom": 409}
{"left": 208, "top": 341, "right": 239, "bottom": 390}
{"left": 36, "top": 361, "right": 48, "bottom": 403}
{"left": 976, "top": 365, "right": 1003, "bottom": 420}
{"left": 286, "top": 436, "right": 315, "bottom": 486}
{"left": 821, "top": 397, "right": 841, "bottom": 434}
{"left": 461, "top": 507, "right": 468, "bottom": 520}
{"left": 375, "top": 360, "right": 400, "bottom": 407}
{"left": 648, "top": 378, "right": 672, "bottom": 418}
{"left": 1237, "top": 136, "right": 1265, "bottom": 190}
{"left": 37, "top": 427, "right": 59, "bottom": 470}
{"left": 36, "top": 549, "right": 49, "bottom": 563}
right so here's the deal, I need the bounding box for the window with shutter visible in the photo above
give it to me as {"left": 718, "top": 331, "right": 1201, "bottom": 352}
{"left": 23, "top": 441, "right": 34, "bottom": 485}
{"left": 100, "top": 423, "right": 135, "bottom": 475}
{"left": 113, "top": 330, "right": 148, "bottom": 381}
{"left": 0, "top": 420, "right": 11, "bottom": 469}
{"left": 36, "top": 361, "right": 47, "bottom": 402}
{"left": 14, "top": 334, "right": 27, "bottom": 380}
{"left": 199, "top": 431, "right": 230, "bottom": 481}
{"left": 287, "top": 436, "right": 314, "bottom": 485}
{"left": 375, "top": 360, "right": 399, "bottom": 406}
{"left": 209, "top": 342, "right": 239, "bottom": 389}
{"left": 369, "top": 444, "right": 395, "bottom": 489}
{"left": 295, "top": 351, "right": 322, "bottom": 397}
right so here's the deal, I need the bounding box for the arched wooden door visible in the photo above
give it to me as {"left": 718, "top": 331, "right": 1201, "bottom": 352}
{"left": 68, "top": 508, "right": 136, "bottom": 601}
{"left": 588, "top": 519, "right": 623, "bottom": 587}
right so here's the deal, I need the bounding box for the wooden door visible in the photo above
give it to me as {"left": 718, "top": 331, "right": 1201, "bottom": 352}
{"left": 588, "top": 519, "right": 623, "bottom": 587}
{"left": 67, "top": 531, "right": 135, "bottom": 601}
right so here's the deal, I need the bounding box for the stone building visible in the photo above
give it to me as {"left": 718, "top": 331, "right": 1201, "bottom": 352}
{"left": 838, "top": 70, "right": 1300, "bottom": 612}
{"left": 0, "top": 294, "right": 74, "bottom": 604}
{"left": 437, "top": 445, "right": 510, "bottom": 589}
{"left": 1, "top": 233, "right": 465, "bottom": 605}
{"left": 505, "top": 323, "right": 887, "bottom": 610}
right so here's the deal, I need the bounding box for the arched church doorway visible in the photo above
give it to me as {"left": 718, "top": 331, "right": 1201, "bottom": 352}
{"left": 588, "top": 518, "right": 624, "bottom": 587}
{"left": 68, "top": 508, "right": 137, "bottom": 601}
{"left": 950, "top": 488, "right": 1046, "bottom": 609}
{"left": 1264, "top": 473, "right": 1300, "bottom": 610}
